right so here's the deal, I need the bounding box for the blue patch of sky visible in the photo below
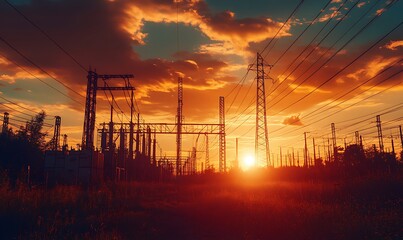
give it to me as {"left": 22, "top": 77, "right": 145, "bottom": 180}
{"left": 9, "top": 0, "right": 31, "bottom": 5}
{"left": 134, "top": 22, "right": 217, "bottom": 60}
{"left": 205, "top": 0, "right": 302, "bottom": 19}
{"left": 0, "top": 78, "right": 71, "bottom": 105}
{"left": 263, "top": 0, "right": 402, "bottom": 53}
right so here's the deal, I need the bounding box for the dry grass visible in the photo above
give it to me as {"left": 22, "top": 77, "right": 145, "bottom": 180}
{"left": 0, "top": 172, "right": 402, "bottom": 239}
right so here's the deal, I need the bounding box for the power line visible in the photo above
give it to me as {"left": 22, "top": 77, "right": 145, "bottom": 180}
{"left": 272, "top": 70, "right": 403, "bottom": 137}
{"left": 0, "top": 35, "right": 85, "bottom": 100}
{"left": 271, "top": 0, "right": 335, "bottom": 66}
{"left": 260, "top": 0, "right": 305, "bottom": 56}
{"left": 3, "top": 0, "right": 87, "bottom": 73}
{"left": 267, "top": 0, "right": 376, "bottom": 106}
{"left": 0, "top": 51, "right": 83, "bottom": 105}
{"left": 0, "top": 95, "right": 55, "bottom": 117}
{"left": 271, "top": 11, "right": 402, "bottom": 115}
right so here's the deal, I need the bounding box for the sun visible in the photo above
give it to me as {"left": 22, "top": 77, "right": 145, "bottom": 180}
{"left": 242, "top": 154, "right": 256, "bottom": 170}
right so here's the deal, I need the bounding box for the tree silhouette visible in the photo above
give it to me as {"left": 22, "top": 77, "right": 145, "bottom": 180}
{"left": 0, "top": 111, "right": 47, "bottom": 188}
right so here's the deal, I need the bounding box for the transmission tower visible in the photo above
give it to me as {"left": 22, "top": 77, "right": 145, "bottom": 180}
{"left": 52, "top": 116, "right": 61, "bottom": 151}
{"left": 376, "top": 115, "right": 384, "bottom": 153}
{"left": 219, "top": 96, "right": 226, "bottom": 172}
{"left": 254, "top": 52, "right": 271, "bottom": 167}
{"left": 205, "top": 134, "right": 209, "bottom": 169}
{"left": 355, "top": 131, "right": 360, "bottom": 145}
{"left": 331, "top": 123, "right": 337, "bottom": 162}
{"left": 82, "top": 70, "right": 98, "bottom": 150}
{"left": 81, "top": 70, "right": 134, "bottom": 150}
{"left": 62, "top": 134, "right": 68, "bottom": 151}
{"left": 176, "top": 77, "right": 183, "bottom": 175}
{"left": 2, "top": 112, "right": 9, "bottom": 134}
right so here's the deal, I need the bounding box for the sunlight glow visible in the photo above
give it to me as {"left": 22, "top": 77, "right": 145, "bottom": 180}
{"left": 242, "top": 154, "right": 255, "bottom": 170}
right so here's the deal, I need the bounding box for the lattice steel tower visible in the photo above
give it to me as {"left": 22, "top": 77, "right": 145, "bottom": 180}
{"left": 376, "top": 115, "right": 384, "bottom": 152}
{"left": 176, "top": 77, "right": 183, "bottom": 175}
{"left": 52, "top": 116, "right": 61, "bottom": 151}
{"left": 219, "top": 96, "right": 226, "bottom": 172}
{"left": 2, "top": 112, "right": 9, "bottom": 134}
{"left": 255, "top": 53, "right": 271, "bottom": 167}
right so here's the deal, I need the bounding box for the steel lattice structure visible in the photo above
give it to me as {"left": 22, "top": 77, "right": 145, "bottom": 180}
{"left": 254, "top": 53, "right": 271, "bottom": 167}
{"left": 81, "top": 70, "right": 134, "bottom": 150}
{"left": 52, "top": 116, "right": 61, "bottom": 151}
{"left": 219, "top": 96, "right": 226, "bottom": 172}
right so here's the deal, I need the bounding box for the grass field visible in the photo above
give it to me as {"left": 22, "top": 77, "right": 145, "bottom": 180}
{"left": 0, "top": 169, "right": 402, "bottom": 239}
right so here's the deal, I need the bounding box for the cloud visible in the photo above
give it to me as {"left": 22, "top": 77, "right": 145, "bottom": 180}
{"left": 357, "top": 2, "right": 367, "bottom": 8}
{"left": 282, "top": 115, "right": 303, "bottom": 126}
{"left": 382, "top": 40, "right": 403, "bottom": 51}
{"left": 346, "top": 56, "right": 400, "bottom": 80}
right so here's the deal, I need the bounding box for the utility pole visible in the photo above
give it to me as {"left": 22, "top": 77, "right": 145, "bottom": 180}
{"left": 219, "top": 96, "right": 226, "bottom": 172}
{"left": 129, "top": 89, "right": 134, "bottom": 161}
{"left": 331, "top": 123, "right": 337, "bottom": 162}
{"left": 304, "top": 132, "right": 309, "bottom": 167}
{"left": 108, "top": 98, "right": 115, "bottom": 180}
{"left": 205, "top": 134, "right": 209, "bottom": 170}
{"left": 399, "top": 125, "right": 403, "bottom": 150}
{"left": 254, "top": 53, "right": 271, "bottom": 167}
{"left": 355, "top": 131, "right": 360, "bottom": 145}
{"left": 280, "top": 146, "right": 283, "bottom": 167}
{"left": 235, "top": 138, "right": 239, "bottom": 169}
{"left": 2, "top": 112, "right": 9, "bottom": 134}
{"left": 136, "top": 113, "right": 140, "bottom": 153}
{"left": 327, "top": 138, "right": 331, "bottom": 162}
{"left": 62, "top": 134, "right": 68, "bottom": 151}
{"left": 376, "top": 115, "right": 384, "bottom": 153}
{"left": 344, "top": 137, "right": 347, "bottom": 150}
{"left": 313, "top": 137, "right": 316, "bottom": 162}
{"left": 391, "top": 135, "right": 395, "bottom": 160}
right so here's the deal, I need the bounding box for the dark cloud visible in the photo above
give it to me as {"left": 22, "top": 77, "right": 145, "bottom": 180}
{"left": 282, "top": 115, "right": 303, "bottom": 126}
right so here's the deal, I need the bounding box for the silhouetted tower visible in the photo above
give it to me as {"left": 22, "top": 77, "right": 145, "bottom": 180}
{"left": 136, "top": 113, "right": 140, "bottom": 152}
{"left": 399, "top": 125, "right": 403, "bottom": 149}
{"left": 304, "top": 132, "right": 308, "bottom": 167}
{"left": 152, "top": 132, "right": 157, "bottom": 165}
{"left": 235, "top": 138, "right": 239, "bottom": 169}
{"left": 205, "top": 134, "right": 209, "bottom": 169}
{"left": 331, "top": 123, "right": 337, "bottom": 162}
{"left": 254, "top": 53, "right": 270, "bottom": 167}
{"left": 52, "top": 116, "right": 61, "bottom": 151}
{"left": 101, "top": 125, "right": 107, "bottom": 152}
{"left": 280, "top": 146, "right": 283, "bottom": 167}
{"left": 176, "top": 77, "right": 183, "bottom": 175}
{"left": 119, "top": 124, "right": 126, "bottom": 167}
{"left": 2, "top": 112, "right": 9, "bottom": 134}
{"left": 355, "top": 131, "right": 360, "bottom": 145}
{"left": 82, "top": 70, "right": 98, "bottom": 150}
{"left": 129, "top": 90, "right": 134, "bottom": 161}
{"left": 376, "top": 115, "right": 384, "bottom": 153}
{"left": 62, "top": 134, "right": 68, "bottom": 151}
{"left": 219, "top": 96, "right": 226, "bottom": 172}
{"left": 82, "top": 70, "right": 134, "bottom": 150}
{"left": 391, "top": 135, "right": 395, "bottom": 158}
{"left": 313, "top": 137, "right": 316, "bottom": 161}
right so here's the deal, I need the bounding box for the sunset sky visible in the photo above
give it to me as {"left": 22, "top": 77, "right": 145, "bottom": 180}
{"left": 0, "top": 0, "right": 402, "bottom": 169}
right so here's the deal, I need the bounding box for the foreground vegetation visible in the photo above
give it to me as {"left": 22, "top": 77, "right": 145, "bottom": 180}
{"left": 0, "top": 170, "right": 402, "bottom": 240}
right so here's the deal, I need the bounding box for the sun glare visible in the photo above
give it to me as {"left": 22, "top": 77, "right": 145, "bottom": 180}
{"left": 242, "top": 154, "right": 255, "bottom": 170}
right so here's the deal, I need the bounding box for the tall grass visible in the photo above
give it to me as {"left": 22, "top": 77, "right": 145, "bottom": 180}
{"left": 0, "top": 172, "right": 402, "bottom": 239}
